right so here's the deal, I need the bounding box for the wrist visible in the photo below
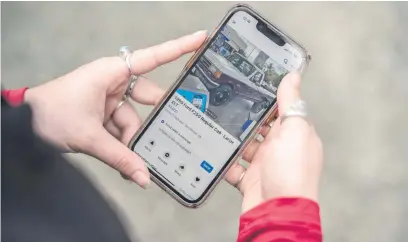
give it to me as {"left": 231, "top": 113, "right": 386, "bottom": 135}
{"left": 262, "top": 182, "right": 320, "bottom": 204}
{"left": 24, "top": 87, "right": 39, "bottom": 106}
{"left": 241, "top": 185, "right": 319, "bottom": 214}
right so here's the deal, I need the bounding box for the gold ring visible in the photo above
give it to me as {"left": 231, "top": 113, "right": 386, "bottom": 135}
{"left": 234, "top": 168, "right": 247, "bottom": 190}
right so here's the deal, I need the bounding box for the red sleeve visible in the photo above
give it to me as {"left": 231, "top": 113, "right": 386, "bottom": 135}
{"left": 237, "top": 198, "right": 322, "bottom": 242}
{"left": 1, "top": 87, "right": 29, "bottom": 106}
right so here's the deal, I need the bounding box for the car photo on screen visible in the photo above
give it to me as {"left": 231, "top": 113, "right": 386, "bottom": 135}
{"left": 177, "top": 23, "right": 287, "bottom": 141}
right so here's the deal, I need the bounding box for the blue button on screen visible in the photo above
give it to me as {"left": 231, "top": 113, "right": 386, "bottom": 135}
{"left": 200, "top": 160, "right": 213, "bottom": 173}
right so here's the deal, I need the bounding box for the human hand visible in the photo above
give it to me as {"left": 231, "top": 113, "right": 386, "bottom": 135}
{"left": 225, "top": 73, "right": 323, "bottom": 213}
{"left": 24, "top": 31, "right": 207, "bottom": 188}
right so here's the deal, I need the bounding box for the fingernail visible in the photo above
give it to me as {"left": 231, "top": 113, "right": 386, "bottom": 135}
{"left": 193, "top": 30, "right": 207, "bottom": 36}
{"left": 131, "top": 171, "right": 150, "bottom": 189}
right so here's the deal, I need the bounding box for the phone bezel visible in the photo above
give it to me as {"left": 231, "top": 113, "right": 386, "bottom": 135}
{"left": 128, "top": 4, "right": 311, "bottom": 208}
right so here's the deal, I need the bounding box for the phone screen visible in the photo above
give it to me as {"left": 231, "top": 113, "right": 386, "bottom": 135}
{"left": 132, "top": 10, "right": 304, "bottom": 203}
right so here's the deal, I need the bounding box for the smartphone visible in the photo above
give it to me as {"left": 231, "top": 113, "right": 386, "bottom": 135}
{"left": 129, "top": 4, "right": 311, "bottom": 208}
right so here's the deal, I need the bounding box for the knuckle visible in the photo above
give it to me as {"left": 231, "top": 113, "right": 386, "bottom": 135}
{"left": 111, "top": 154, "right": 135, "bottom": 175}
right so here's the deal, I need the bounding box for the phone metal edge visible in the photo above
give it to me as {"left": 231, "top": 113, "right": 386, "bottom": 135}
{"left": 231, "top": 4, "right": 312, "bottom": 72}
{"left": 128, "top": 4, "right": 310, "bottom": 208}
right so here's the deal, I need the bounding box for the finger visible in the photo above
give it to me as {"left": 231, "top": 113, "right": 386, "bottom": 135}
{"left": 104, "top": 119, "right": 121, "bottom": 139}
{"left": 242, "top": 122, "right": 276, "bottom": 162}
{"left": 111, "top": 102, "right": 143, "bottom": 181}
{"left": 277, "top": 73, "right": 309, "bottom": 129}
{"left": 259, "top": 125, "right": 271, "bottom": 137}
{"left": 130, "top": 76, "right": 165, "bottom": 106}
{"left": 242, "top": 140, "right": 261, "bottom": 162}
{"left": 130, "top": 30, "right": 207, "bottom": 75}
{"left": 112, "top": 102, "right": 142, "bottom": 145}
{"left": 86, "top": 127, "right": 149, "bottom": 188}
{"left": 263, "top": 117, "right": 283, "bottom": 144}
{"left": 277, "top": 72, "right": 302, "bottom": 114}
{"left": 269, "top": 117, "right": 282, "bottom": 136}
{"left": 224, "top": 160, "right": 247, "bottom": 188}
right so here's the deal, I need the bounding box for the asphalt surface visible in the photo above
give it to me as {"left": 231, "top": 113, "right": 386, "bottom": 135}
{"left": 2, "top": 2, "right": 408, "bottom": 242}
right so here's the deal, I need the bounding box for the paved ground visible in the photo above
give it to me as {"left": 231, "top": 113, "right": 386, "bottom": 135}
{"left": 2, "top": 2, "right": 408, "bottom": 242}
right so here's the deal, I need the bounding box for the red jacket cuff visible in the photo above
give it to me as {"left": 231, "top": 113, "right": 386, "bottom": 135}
{"left": 1, "top": 87, "right": 29, "bottom": 106}
{"left": 237, "top": 198, "right": 322, "bottom": 242}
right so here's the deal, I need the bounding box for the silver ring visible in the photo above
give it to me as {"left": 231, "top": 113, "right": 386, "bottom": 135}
{"left": 112, "top": 74, "right": 139, "bottom": 115}
{"left": 280, "top": 99, "right": 308, "bottom": 123}
{"left": 124, "top": 74, "right": 138, "bottom": 99}
{"left": 111, "top": 46, "right": 140, "bottom": 116}
{"left": 119, "top": 46, "right": 134, "bottom": 75}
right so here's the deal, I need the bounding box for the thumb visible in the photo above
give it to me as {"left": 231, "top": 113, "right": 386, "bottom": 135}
{"left": 86, "top": 128, "right": 150, "bottom": 188}
{"left": 277, "top": 72, "right": 302, "bottom": 115}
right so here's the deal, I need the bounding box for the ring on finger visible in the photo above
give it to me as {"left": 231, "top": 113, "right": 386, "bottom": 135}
{"left": 111, "top": 46, "right": 140, "bottom": 116}
{"left": 119, "top": 46, "right": 140, "bottom": 100}
{"left": 112, "top": 75, "right": 139, "bottom": 117}
{"left": 119, "top": 46, "right": 134, "bottom": 76}
{"left": 115, "top": 99, "right": 127, "bottom": 114}
{"left": 234, "top": 170, "right": 247, "bottom": 193}
{"left": 280, "top": 99, "right": 308, "bottom": 124}
{"left": 233, "top": 160, "right": 248, "bottom": 190}
{"left": 124, "top": 74, "right": 138, "bottom": 100}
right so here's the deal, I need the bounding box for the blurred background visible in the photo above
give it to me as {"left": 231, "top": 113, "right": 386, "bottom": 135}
{"left": 2, "top": 2, "right": 408, "bottom": 242}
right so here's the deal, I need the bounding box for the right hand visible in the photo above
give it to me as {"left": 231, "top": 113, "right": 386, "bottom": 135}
{"left": 225, "top": 73, "right": 323, "bottom": 213}
{"left": 24, "top": 31, "right": 207, "bottom": 188}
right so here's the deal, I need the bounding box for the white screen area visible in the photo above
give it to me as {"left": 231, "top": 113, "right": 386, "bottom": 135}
{"left": 133, "top": 11, "right": 302, "bottom": 201}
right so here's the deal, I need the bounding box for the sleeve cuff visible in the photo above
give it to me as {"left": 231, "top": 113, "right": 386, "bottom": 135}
{"left": 238, "top": 197, "right": 322, "bottom": 242}
{"left": 1, "top": 87, "right": 29, "bottom": 106}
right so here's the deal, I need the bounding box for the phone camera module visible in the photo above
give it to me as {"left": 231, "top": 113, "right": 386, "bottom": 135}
{"left": 256, "top": 22, "right": 285, "bottom": 46}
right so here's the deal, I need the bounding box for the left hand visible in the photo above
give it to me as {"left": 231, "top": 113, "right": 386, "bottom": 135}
{"left": 25, "top": 31, "right": 207, "bottom": 188}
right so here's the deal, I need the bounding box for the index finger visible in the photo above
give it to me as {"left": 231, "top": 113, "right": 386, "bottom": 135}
{"left": 130, "top": 30, "right": 207, "bottom": 75}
